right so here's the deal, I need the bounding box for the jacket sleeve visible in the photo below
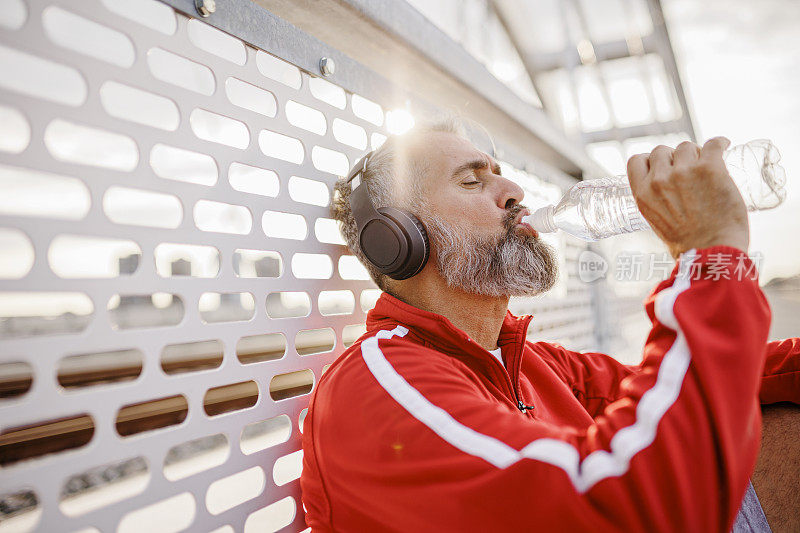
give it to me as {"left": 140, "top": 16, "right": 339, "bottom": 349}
{"left": 339, "top": 246, "right": 771, "bottom": 533}
{"left": 760, "top": 337, "right": 800, "bottom": 405}
{"left": 544, "top": 332, "right": 799, "bottom": 413}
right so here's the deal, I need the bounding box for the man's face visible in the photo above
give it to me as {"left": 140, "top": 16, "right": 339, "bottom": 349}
{"left": 407, "top": 131, "right": 558, "bottom": 297}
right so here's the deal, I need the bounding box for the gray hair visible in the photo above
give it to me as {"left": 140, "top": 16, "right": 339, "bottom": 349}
{"left": 330, "top": 117, "right": 467, "bottom": 293}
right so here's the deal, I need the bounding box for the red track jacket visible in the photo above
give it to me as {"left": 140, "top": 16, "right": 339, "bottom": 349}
{"left": 301, "top": 246, "right": 800, "bottom": 532}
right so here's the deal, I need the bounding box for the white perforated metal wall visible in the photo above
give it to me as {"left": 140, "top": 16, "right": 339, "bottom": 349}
{"left": 0, "top": 0, "right": 602, "bottom": 531}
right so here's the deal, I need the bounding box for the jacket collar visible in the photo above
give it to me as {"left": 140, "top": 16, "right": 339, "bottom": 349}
{"left": 365, "top": 291, "right": 533, "bottom": 356}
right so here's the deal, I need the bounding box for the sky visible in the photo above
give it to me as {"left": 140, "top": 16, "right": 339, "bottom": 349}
{"left": 662, "top": 0, "right": 800, "bottom": 283}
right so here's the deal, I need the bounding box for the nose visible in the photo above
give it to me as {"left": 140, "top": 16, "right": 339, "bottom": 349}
{"left": 497, "top": 176, "right": 525, "bottom": 211}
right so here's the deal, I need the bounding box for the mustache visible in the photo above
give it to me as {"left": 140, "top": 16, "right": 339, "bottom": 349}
{"left": 503, "top": 204, "right": 526, "bottom": 230}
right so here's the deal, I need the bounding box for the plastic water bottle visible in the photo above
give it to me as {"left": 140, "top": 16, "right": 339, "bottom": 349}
{"left": 524, "top": 139, "right": 787, "bottom": 241}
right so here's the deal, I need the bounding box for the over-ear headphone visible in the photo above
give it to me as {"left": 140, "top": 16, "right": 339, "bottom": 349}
{"left": 345, "top": 151, "right": 430, "bottom": 280}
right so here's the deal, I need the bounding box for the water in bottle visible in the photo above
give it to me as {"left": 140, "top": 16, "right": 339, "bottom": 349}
{"left": 523, "top": 139, "right": 786, "bottom": 241}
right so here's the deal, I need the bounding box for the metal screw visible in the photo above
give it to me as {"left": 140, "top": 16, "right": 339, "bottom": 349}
{"left": 319, "top": 57, "right": 335, "bottom": 77}
{"left": 195, "top": 0, "right": 216, "bottom": 17}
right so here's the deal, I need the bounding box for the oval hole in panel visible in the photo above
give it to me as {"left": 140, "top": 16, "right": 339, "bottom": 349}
{"left": 0, "top": 165, "right": 90, "bottom": 220}
{"left": 0, "top": 228, "right": 34, "bottom": 279}
{"left": 206, "top": 466, "right": 265, "bottom": 516}
{"left": 101, "top": 0, "right": 176, "bottom": 34}
{"left": 236, "top": 333, "right": 286, "bottom": 364}
{"left": 318, "top": 290, "right": 355, "bottom": 316}
{"left": 0, "top": 489, "right": 41, "bottom": 531}
{"left": 351, "top": 94, "right": 384, "bottom": 126}
{"left": 0, "top": 44, "right": 87, "bottom": 106}
{"left": 0, "top": 361, "right": 32, "bottom": 399}
{"left": 118, "top": 492, "right": 196, "bottom": 533}
{"left": 49, "top": 235, "right": 141, "bottom": 279}
{"left": 59, "top": 457, "right": 148, "bottom": 516}
{"left": 233, "top": 249, "right": 282, "bottom": 278}
{"left": 291, "top": 253, "right": 332, "bottom": 279}
{"left": 0, "top": 104, "right": 30, "bottom": 153}
{"left": 44, "top": 119, "right": 138, "bottom": 171}
{"left": 155, "top": 243, "right": 220, "bottom": 278}
{"left": 299, "top": 408, "right": 308, "bottom": 433}
{"left": 204, "top": 381, "right": 259, "bottom": 416}
{"left": 161, "top": 340, "right": 223, "bottom": 375}
{"left": 269, "top": 369, "right": 314, "bottom": 401}
{"left": 288, "top": 176, "right": 329, "bottom": 206}
{"left": 273, "top": 450, "right": 303, "bottom": 486}
{"left": 258, "top": 130, "right": 304, "bottom": 164}
{"left": 343, "top": 323, "right": 367, "bottom": 347}
{"left": 332, "top": 118, "right": 367, "bottom": 149}
{"left": 43, "top": 6, "right": 135, "bottom": 67}
{"left": 0, "top": 0, "right": 26, "bottom": 30}
{"left": 338, "top": 255, "right": 370, "bottom": 280}
{"left": 115, "top": 394, "right": 188, "bottom": 436}
{"left": 163, "top": 433, "right": 229, "bottom": 481}
{"left": 199, "top": 292, "right": 255, "bottom": 323}
{"left": 240, "top": 415, "right": 291, "bottom": 456}
{"left": 147, "top": 47, "right": 214, "bottom": 95}
{"left": 262, "top": 211, "right": 307, "bottom": 240}
{"left": 104, "top": 187, "right": 182, "bottom": 228}
{"left": 360, "top": 289, "right": 382, "bottom": 312}
{"left": 308, "top": 76, "right": 346, "bottom": 109}
{"left": 228, "top": 162, "right": 279, "bottom": 197}
{"left": 1, "top": 413, "right": 94, "bottom": 468}
{"left": 100, "top": 81, "right": 179, "bottom": 130}
{"left": 58, "top": 348, "right": 143, "bottom": 390}
{"left": 255, "top": 50, "right": 301, "bottom": 89}
{"left": 314, "top": 218, "right": 346, "bottom": 245}
{"left": 0, "top": 291, "right": 93, "bottom": 338}
{"left": 225, "top": 77, "right": 277, "bottom": 117}
{"left": 107, "top": 293, "right": 184, "bottom": 330}
{"left": 194, "top": 200, "right": 252, "bottom": 234}
{"left": 243, "top": 496, "right": 295, "bottom": 533}
{"left": 187, "top": 18, "right": 246, "bottom": 65}
{"left": 151, "top": 143, "right": 218, "bottom": 186}
{"left": 190, "top": 109, "right": 249, "bottom": 149}
{"left": 266, "top": 292, "right": 310, "bottom": 319}
{"left": 285, "top": 100, "right": 327, "bottom": 135}
{"left": 311, "top": 146, "right": 348, "bottom": 175}
{"left": 295, "top": 327, "right": 335, "bottom": 356}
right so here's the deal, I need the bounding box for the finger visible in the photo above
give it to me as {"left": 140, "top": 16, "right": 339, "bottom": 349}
{"left": 673, "top": 141, "right": 701, "bottom": 168}
{"left": 648, "top": 145, "right": 674, "bottom": 177}
{"left": 699, "top": 136, "right": 731, "bottom": 164}
{"left": 627, "top": 153, "right": 650, "bottom": 192}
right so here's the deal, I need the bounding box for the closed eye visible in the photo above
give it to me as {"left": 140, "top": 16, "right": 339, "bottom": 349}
{"left": 462, "top": 181, "right": 481, "bottom": 186}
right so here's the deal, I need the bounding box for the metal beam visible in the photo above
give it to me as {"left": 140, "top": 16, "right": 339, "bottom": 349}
{"left": 581, "top": 119, "right": 687, "bottom": 144}
{"left": 527, "top": 34, "right": 660, "bottom": 73}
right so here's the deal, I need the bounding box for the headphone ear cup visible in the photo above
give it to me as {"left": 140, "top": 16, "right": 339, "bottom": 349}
{"left": 377, "top": 207, "right": 429, "bottom": 280}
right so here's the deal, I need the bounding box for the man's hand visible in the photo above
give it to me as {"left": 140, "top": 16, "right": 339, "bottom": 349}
{"left": 627, "top": 137, "right": 749, "bottom": 259}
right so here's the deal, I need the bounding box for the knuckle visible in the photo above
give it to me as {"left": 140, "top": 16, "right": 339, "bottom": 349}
{"left": 652, "top": 144, "right": 672, "bottom": 154}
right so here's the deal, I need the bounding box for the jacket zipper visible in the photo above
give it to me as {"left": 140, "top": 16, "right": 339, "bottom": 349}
{"left": 507, "top": 316, "right": 535, "bottom": 416}
{"left": 485, "top": 338, "right": 534, "bottom": 416}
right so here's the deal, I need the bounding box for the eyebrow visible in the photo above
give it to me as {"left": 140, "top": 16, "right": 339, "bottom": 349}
{"left": 450, "top": 157, "right": 502, "bottom": 180}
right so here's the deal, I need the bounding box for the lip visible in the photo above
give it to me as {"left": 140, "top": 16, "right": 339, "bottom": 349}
{"left": 516, "top": 221, "right": 538, "bottom": 238}
{"left": 514, "top": 209, "right": 530, "bottom": 226}
{"left": 513, "top": 209, "right": 538, "bottom": 238}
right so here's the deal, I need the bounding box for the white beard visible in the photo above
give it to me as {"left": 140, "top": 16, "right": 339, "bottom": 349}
{"left": 420, "top": 207, "right": 559, "bottom": 297}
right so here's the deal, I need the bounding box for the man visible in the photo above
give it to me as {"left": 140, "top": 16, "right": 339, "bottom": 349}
{"left": 300, "top": 119, "right": 799, "bottom": 532}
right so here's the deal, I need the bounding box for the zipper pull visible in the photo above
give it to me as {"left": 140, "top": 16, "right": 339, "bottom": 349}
{"left": 517, "top": 400, "right": 535, "bottom": 412}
